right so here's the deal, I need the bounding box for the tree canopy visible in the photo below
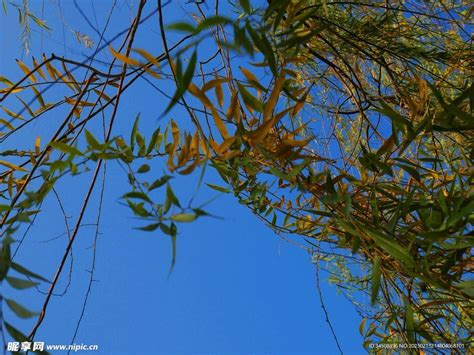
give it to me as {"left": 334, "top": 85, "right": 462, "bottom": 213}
{"left": 0, "top": 0, "right": 472, "bottom": 352}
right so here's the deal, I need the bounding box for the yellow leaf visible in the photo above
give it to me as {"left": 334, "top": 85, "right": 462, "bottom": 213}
{"left": 43, "top": 55, "right": 58, "bottom": 80}
{"left": 109, "top": 46, "right": 140, "bottom": 66}
{"left": 143, "top": 66, "right": 162, "bottom": 79}
{"left": 35, "top": 136, "right": 41, "bottom": 155}
{"left": 65, "top": 98, "right": 95, "bottom": 107}
{"left": 94, "top": 89, "right": 112, "bottom": 103}
{"left": 246, "top": 107, "right": 290, "bottom": 144}
{"left": 211, "top": 109, "right": 229, "bottom": 139}
{"left": 215, "top": 79, "right": 224, "bottom": 107}
{"left": 0, "top": 160, "right": 27, "bottom": 172}
{"left": 31, "top": 86, "right": 46, "bottom": 107}
{"left": 190, "top": 131, "right": 199, "bottom": 155}
{"left": 199, "top": 134, "right": 210, "bottom": 157}
{"left": 226, "top": 91, "right": 240, "bottom": 123}
{"left": 202, "top": 78, "right": 228, "bottom": 92}
{"left": 209, "top": 139, "right": 220, "bottom": 153}
{"left": 16, "top": 59, "right": 37, "bottom": 83}
{"left": 61, "top": 62, "right": 81, "bottom": 92}
{"left": 7, "top": 173, "right": 13, "bottom": 197}
{"left": 217, "top": 136, "right": 237, "bottom": 154}
{"left": 132, "top": 48, "right": 161, "bottom": 70}
{"left": 292, "top": 89, "right": 309, "bottom": 117}
{"left": 167, "top": 120, "right": 180, "bottom": 170}
{"left": 263, "top": 75, "right": 285, "bottom": 122}
{"left": 240, "top": 67, "right": 259, "bottom": 86}
{"left": 0, "top": 76, "right": 14, "bottom": 86}
{"left": 280, "top": 138, "right": 311, "bottom": 147}
{"left": 221, "top": 150, "right": 240, "bottom": 160}
{"left": 17, "top": 97, "right": 35, "bottom": 117}
{"left": 0, "top": 118, "right": 14, "bottom": 131}
{"left": 188, "top": 83, "right": 213, "bottom": 109}
{"left": 178, "top": 159, "right": 199, "bottom": 175}
{"left": 0, "top": 87, "right": 24, "bottom": 94}
{"left": 32, "top": 57, "right": 47, "bottom": 80}
{"left": 2, "top": 107, "right": 24, "bottom": 120}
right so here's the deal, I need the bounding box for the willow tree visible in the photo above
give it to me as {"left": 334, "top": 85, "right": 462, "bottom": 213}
{"left": 0, "top": 0, "right": 472, "bottom": 351}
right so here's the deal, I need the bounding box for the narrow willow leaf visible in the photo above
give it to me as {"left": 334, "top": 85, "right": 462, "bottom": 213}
{"left": 6, "top": 276, "right": 39, "bottom": 289}
{"left": 2, "top": 106, "right": 24, "bottom": 120}
{"left": 263, "top": 74, "right": 285, "bottom": 122}
{"left": 167, "top": 22, "right": 195, "bottom": 33}
{"left": 123, "top": 191, "right": 152, "bottom": 203}
{"left": 16, "top": 59, "right": 37, "bottom": 83}
{"left": 137, "top": 164, "right": 150, "bottom": 174}
{"left": 149, "top": 175, "right": 172, "bottom": 191}
{"left": 31, "top": 86, "right": 46, "bottom": 107}
{"left": 365, "top": 228, "right": 415, "bottom": 268}
{"left": 0, "top": 160, "right": 27, "bottom": 172}
{"left": 109, "top": 46, "right": 140, "bottom": 66}
{"left": 196, "top": 16, "right": 231, "bottom": 32}
{"left": 50, "top": 141, "right": 82, "bottom": 156}
{"left": 206, "top": 183, "right": 231, "bottom": 193}
{"left": 171, "top": 213, "right": 197, "bottom": 222}
{"left": 164, "top": 51, "right": 197, "bottom": 114}
{"left": 35, "top": 136, "right": 41, "bottom": 155}
{"left": 85, "top": 130, "right": 101, "bottom": 150}
{"left": 371, "top": 258, "right": 381, "bottom": 305}
{"left": 4, "top": 321, "right": 29, "bottom": 342}
{"left": 132, "top": 48, "right": 161, "bottom": 70}
{"left": 404, "top": 296, "right": 416, "bottom": 343}
{"left": 5, "top": 298, "right": 38, "bottom": 318}
{"left": 136, "top": 222, "right": 160, "bottom": 231}
{"left": 0, "top": 118, "right": 14, "bottom": 130}
{"left": 237, "top": 82, "right": 263, "bottom": 112}
{"left": 239, "top": 0, "right": 251, "bottom": 13}
{"left": 32, "top": 57, "right": 47, "bottom": 80}
{"left": 166, "top": 183, "right": 181, "bottom": 208}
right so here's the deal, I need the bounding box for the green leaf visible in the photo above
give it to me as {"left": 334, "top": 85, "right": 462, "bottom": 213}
{"left": 123, "top": 191, "right": 152, "bottom": 203}
{"left": 85, "top": 130, "right": 101, "bottom": 150}
{"left": 0, "top": 204, "right": 11, "bottom": 212}
{"left": 136, "top": 222, "right": 161, "bottom": 231}
{"left": 371, "top": 258, "right": 381, "bottom": 305}
{"left": 171, "top": 213, "right": 197, "bottom": 223}
{"left": 0, "top": 241, "right": 11, "bottom": 280}
{"left": 403, "top": 296, "right": 416, "bottom": 343}
{"left": 237, "top": 82, "right": 263, "bottom": 112}
{"left": 149, "top": 175, "right": 172, "bottom": 191}
{"left": 6, "top": 276, "right": 39, "bottom": 289}
{"left": 205, "top": 183, "right": 231, "bottom": 193}
{"left": 167, "top": 22, "right": 195, "bottom": 33}
{"left": 365, "top": 228, "right": 415, "bottom": 268}
{"left": 168, "top": 222, "right": 178, "bottom": 277}
{"left": 130, "top": 114, "right": 140, "bottom": 148}
{"left": 245, "top": 21, "right": 276, "bottom": 73}
{"left": 147, "top": 128, "right": 161, "bottom": 154}
{"left": 137, "top": 164, "right": 150, "bottom": 174}
{"left": 196, "top": 16, "right": 232, "bottom": 32}
{"left": 11, "top": 262, "right": 49, "bottom": 282}
{"left": 50, "top": 141, "right": 83, "bottom": 156}
{"left": 166, "top": 183, "right": 181, "bottom": 208}
{"left": 126, "top": 200, "right": 151, "bottom": 217}
{"left": 454, "top": 280, "right": 474, "bottom": 298}
{"left": 164, "top": 51, "right": 197, "bottom": 114}
{"left": 5, "top": 298, "right": 38, "bottom": 318}
{"left": 239, "top": 0, "right": 251, "bottom": 13}
{"left": 4, "top": 321, "right": 28, "bottom": 341}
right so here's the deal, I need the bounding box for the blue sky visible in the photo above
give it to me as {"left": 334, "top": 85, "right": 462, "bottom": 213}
{"left": 1, "top": 1, "right": 365, "bottom": 354}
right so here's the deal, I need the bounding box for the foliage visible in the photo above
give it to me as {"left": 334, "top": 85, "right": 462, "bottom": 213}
{"left": 0, "top": 0, "right": 472, "bottom": 351}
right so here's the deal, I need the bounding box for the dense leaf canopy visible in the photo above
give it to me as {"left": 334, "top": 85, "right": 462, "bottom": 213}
{"left": 0, "top": 0, "right": 472, "bottom": 351}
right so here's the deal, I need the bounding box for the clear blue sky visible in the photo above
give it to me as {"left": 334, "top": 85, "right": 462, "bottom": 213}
{"left": 1, "top": 1, "right": 364, "bottom": 354}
